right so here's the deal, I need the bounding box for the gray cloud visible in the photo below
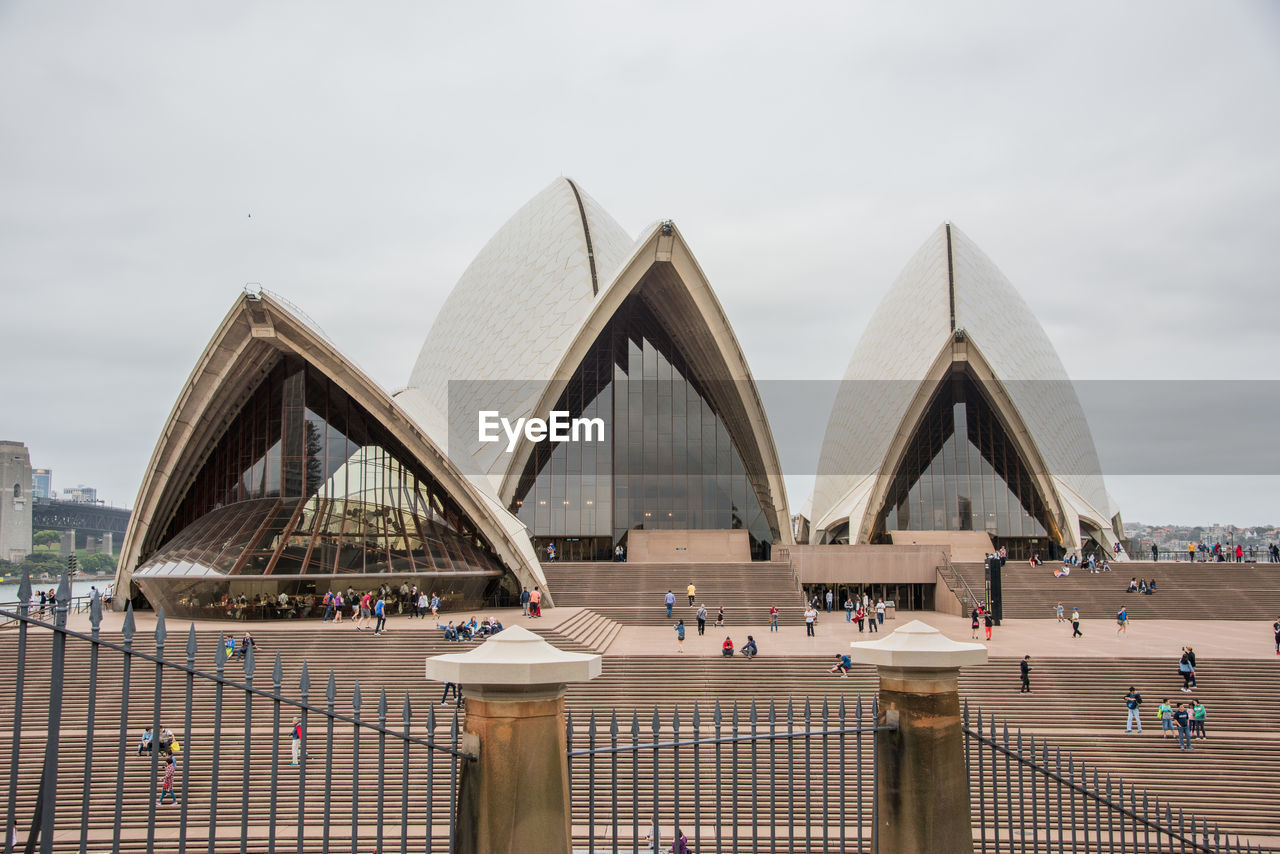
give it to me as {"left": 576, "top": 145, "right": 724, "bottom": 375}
{"left": 1, "top": 1, "right": 1277, "bottom": 525}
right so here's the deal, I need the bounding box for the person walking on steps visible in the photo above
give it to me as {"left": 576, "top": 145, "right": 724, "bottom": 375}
{"left": 665, "top": 590, "right": 675, "bottom": 618}
{"left": 971, "top": 608, "right": 980, "bottom": 640}
{"left": 1273, "top": 617, "right": 1279, "bottom": 655}
{"left": 674, "top": 619, "right": 685, "bottom": 653}
{"left": 769, "top": 605, "right": 779, "bottom": 633}
{"left": 804, "top": 604, "right": 817, "bottom": 637}
{"left": 984, "top": 611, "right": 993, "bottom": 641}
{"left": 696, "top": 604, "right": 707, "bottom": 636}
{"left": 156, "top": 754, "right": 178, "bottom": 805}
{"left": 1124, "top": 687, "right": 1143, "bottom": 733}
{"left": 1071, "top": 608, "right": 1082, "bottom": 638}
{"left": 1116, "top": 606, "right": 1128, "bottom": 638}
{"left": 687, "top": 582, "right": 696, "bottom": 607}
{"left": 1020, "top": 655, "right": 1032, "bottom": 693}
{"left": 1178, "top": 648, "right": 1195, "bottom": 692}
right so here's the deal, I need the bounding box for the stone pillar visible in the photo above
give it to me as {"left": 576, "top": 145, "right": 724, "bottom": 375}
{"left": 101, "top": 532, "right": 113, "bottom": 557}
{"left": 59, "top": 530, "right": 75, "bottom": 559}
{"left": 425, "top": 625, "right": 601, "bottom": 854}
{"left": 849, "top": 619, "right": 988, "bottom": 854}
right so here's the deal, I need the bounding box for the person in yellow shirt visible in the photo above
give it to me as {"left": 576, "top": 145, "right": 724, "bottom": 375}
{"left": 686, "top": 583, "right": 696, "bottom": 606}
{"left": 1187, "top": 542, "right": 1195, "bottom": 562}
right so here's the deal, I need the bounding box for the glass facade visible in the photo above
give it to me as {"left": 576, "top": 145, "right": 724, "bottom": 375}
{"left": 135, "top": 356, "right": 510, "bottom": 617}
{"left": 871, "top": 373, "right": 1061, "bottom": 558}
{"left": 511, "top": 294, "right": 775, "bottom": 560}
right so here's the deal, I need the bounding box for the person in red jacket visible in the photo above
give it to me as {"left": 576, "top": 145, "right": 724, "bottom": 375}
{"left": 721, "top": 637, "right": 734, "bottom": 657}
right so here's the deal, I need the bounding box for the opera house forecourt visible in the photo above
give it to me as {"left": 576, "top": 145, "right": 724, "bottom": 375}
{"left": 113, "top": 179, "right": 1122, "bottom": 617}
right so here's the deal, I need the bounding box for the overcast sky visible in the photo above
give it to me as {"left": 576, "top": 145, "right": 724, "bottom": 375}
{"left": 2, "top": 1, "right": 1277, "bottom": 526}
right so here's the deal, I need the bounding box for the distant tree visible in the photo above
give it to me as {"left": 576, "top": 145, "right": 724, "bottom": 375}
{"left": 32, "top": 530, "right": 60, "bottom": 547}
{"left": 24, "top": 552, "right": 62, "bottom": 565}
{"left": 79, "top": 552, "right": 117, "bottom": 575}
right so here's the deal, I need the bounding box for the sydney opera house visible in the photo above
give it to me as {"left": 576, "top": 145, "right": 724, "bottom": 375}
{"left": 114, "top": 179, "right": 1123, "bottom": 617}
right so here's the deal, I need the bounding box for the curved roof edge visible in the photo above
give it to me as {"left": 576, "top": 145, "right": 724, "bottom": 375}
{"left": 405, "top": 178, "right": 634, "bottom": 485}
{"left": 113, "top": 290, "right": 549, "bottom": 608}
{"left": 495, "top": 221, "right": 794, "bottom": 544}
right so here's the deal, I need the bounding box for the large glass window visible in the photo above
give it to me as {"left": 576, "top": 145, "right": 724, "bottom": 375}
{"left": 140, "top": 356, "right": 503, "bottom": 578}
{"left": 510, "top": 294, "right": 775, "bottom": 559}
{"left": 872, "top": 372, "right": 1060, "bottom": 556}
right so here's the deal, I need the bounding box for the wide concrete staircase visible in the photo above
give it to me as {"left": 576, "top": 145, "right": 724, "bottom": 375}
{"left": 542, "top": 560, "right": 806, "bottom": 626}
{"left": 2, "top": 623, "right": 1278, "bottom": 851}
{"left": 951, "top": 560, "right": 1280, "bottom": 620}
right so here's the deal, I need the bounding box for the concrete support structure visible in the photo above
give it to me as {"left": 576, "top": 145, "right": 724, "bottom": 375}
{"left": 0, "top": 441, "right": 32, "bottom": 563}
{"left": 849, "top": 620, "right": 988, "bottom": 854}
{"left": 424, "top": 626, "right": 601, "bottom": 854}
{"left": 59, "top": 530, "right": 75, "bottom": 559}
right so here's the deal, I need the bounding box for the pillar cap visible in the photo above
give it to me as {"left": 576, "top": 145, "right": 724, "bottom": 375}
{"left": 424, "top": 625, "right": 602, "bottom": 687}
{"left": 848, "top": 619, "right": 988, "bottom": 669}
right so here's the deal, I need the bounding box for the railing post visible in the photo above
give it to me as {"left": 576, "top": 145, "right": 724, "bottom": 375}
{"left": 34, "top": 572, "right": 72, "bottom": 854}
{"left": 6, "top": 572, "right": 31, "bottom": 854}
{"left": 849, "top": 619, "right": 988, "bottom": 854}
{"left": 425, "top": 625, "right": 601, "bottom": 854}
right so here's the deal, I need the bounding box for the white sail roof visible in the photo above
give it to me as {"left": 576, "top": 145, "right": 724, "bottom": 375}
{"left": 406, "top": 178, "right": 634, "bottom": 493}
{"left": 810, "top": 223, "right": 1115, "bottom": 550}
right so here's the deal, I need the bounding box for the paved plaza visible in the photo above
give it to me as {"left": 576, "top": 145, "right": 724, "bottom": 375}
{"left": 64, "top": 604, "right": 1280, "bottom": 661}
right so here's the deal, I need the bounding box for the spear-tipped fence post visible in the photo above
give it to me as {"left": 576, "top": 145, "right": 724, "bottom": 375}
{"left": 399, "top": 692, "right": 411, "bottom": 854}
{"left": 240, "top": 638, "right": 255, "bottom": 854}
{"left": 5, "top": 572, "right": 32, "bottom": 854}
{"left": 297, "top": 663, "right": 311, "bottom": 854}
{"left": 322, "top": 671, "right": 336, "bottom": 854}
{"left": 266, "top": 653, "right": 283, "bottom": 854}
{"left": 351, "top": 680, "right": 363, "bottom": 854}
{"left": 208, "top": 635, "right": 226, "bottom": 854}
{"left": 178, "top": 626, "right": 197, "bottom": 854}
{"left": 33, "top": 572, "right": 72, "bottom": 854}
{"left": 77, "top": 590, "right": 104, "bottom": 854}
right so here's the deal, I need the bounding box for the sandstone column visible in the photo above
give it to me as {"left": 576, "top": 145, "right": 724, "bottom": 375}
{"left": 849, "top": 619, "right": 987, "bottom": 854}
{"left": 425, "top": 625, "right": 601, "bottom": 854}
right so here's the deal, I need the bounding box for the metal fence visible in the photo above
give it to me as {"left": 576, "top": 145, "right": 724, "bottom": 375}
{"left": 963, "top": 704, "right": 1264, "bottom": 854}
{"left": 567, "top": 697, "right": 888, "bottom": 853}
{"left": 0, "top": 571, "right": 472, "bottom": 854}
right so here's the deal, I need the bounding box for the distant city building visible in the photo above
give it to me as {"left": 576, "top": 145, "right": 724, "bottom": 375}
{"left": 62, "top": 485, "right": 99, "bottom": 504}
{"left": 32, "top": 468, "right": 52, "bottom": 499}
{"left": 1, "top": 441, "right": 33, "bottom": 563}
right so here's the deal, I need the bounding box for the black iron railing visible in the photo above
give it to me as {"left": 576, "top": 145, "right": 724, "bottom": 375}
{"left": 567, "top": 696, "right": 889, "bottom": 853}
{"left": 0, "top": 570, "right": 472, "bottom": 854}
{"left": 963, "top": 703, "right": 1261, "bottom": 853}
